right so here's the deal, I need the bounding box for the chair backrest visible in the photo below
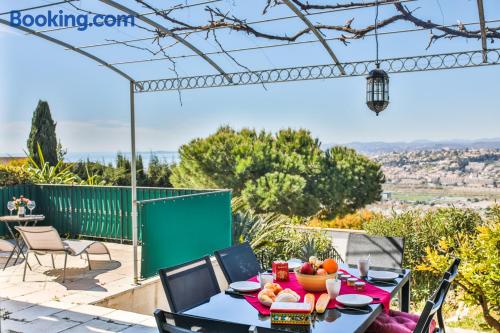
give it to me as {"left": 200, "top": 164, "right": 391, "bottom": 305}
{"left": 214, "top": 242, "right": 261, "bottom": 283}
{"left": 345, "top": 234, "right": 404, "bottom": 269}
{"left": 414, "top": 279, "right": 451, "bottom": 333}
{"left": 15, "top": 226, "right": 65, "bottom": 252}
{"left": 159, "top": 256, "right": 221, "bottom": 313}
{"left": 154, "top": 309, "right": 253, "bottom": 333}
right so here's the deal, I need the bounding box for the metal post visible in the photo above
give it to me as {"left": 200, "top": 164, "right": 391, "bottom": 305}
{"left": 476, "top": 0, "right": 488, "bottom": 63}
{"left": 130, "top": 80, "right": 139, "bottom": 284}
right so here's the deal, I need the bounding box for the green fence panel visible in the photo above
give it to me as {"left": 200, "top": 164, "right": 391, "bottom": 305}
{"left": 1, "top": 184, "right": 217, "bottom": 241}
{"left": 139, "top": 190, "right": 232, "bottom": 279}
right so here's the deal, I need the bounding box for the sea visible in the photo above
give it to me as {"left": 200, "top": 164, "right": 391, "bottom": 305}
{"left": 64, "top": 151, "right": 180, "bottom": 167}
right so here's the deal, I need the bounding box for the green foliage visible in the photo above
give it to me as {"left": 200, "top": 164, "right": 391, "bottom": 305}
{"left": 232, "top": 197, "right": 331, "bottom": 269}
{"left": 319, "top": 147, "right": 385, "bottom": 217}
{"left": 27, "top": 100, "right": 59, "bottom": 166}
{"left": 71, "top": 153, "right": 173, "bottom": 187}
{"left": 419, "top": 212, "right": 500, "bottom": 331}
{"left": 25, "top": 144, "right": 79, "bottom": 184}
{"left": 171, "top": 126, "right": 384, "bottom": 217}
{"left": 242, "top": 172, "right": 319, "bottom": 216}
{"left": 364, "top": 207, "right": 485, "bottom": 306}
{"left": 147, "top": 155, "right": 173, "bottom": 187}
{"left": 0, "top": 165, "right": 31, "bottom": 186}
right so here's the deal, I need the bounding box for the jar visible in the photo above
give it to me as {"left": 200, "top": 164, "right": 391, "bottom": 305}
{"left": 347, "top": 278, "right": 357, "bottom": 286}
{"left": 355, "top": 281, "right": 366, "bottom": 291}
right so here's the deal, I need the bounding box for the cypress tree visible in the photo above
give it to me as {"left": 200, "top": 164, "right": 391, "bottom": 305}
{"left": 27, "top": 100, "right": 59, "bottom": 166}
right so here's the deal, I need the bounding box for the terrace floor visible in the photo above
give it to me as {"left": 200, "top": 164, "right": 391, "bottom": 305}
{"left": 0, "top": 242, "right": 157, "bottom": 333}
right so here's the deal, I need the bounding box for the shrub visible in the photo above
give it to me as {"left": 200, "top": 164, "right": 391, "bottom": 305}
{"left": 363, "top": 207, "right": 483, "bottom": 305}
{"left": 308, "top": 210, "right": 376, "bottom": 229}
{"left": 419, "top": 214, "right": 500, "bottom": 331}
{"left": 232, "top": 197, "right": 332, "bottom": 269}
{"left": 0, "top": 165, "right": 31, "bottom": 186}
{"left": 171, "top": 126, "right": 384, "bottom": 217}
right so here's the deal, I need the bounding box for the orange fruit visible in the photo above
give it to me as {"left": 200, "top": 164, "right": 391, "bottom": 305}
{"left": 322, "top": 258, "right": 338, "bottom": 274}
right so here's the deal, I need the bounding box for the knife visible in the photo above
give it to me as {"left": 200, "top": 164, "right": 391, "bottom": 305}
{"left": 225, "top": 289, "right": 256, "bottom": 298}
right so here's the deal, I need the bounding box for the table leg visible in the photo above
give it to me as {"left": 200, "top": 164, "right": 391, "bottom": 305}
{"left": 5, "top": 222, "right": 31, "bottom": 270}
{"left": 400, "top": 277, "right": 410, "bottom": 312}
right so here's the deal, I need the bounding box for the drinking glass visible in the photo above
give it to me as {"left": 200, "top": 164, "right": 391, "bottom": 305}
{"left": 326, "top": 278, "right": 341, "bottom": 299}
{"left": 27, "top": 201, "right": 36, "bottom": 215}
{"left": 7, "top": 201, "right": 15, "bottom": 215}
{"left": 259, "top": 272, "right": 274, "bottom": 289}
{"left": 357, "top": 258, "right": 370, "bottom": 278}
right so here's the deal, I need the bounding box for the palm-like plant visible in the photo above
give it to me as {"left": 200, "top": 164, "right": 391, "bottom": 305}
{"left": 24, "top": 144, "right": 79, "bottom": 184}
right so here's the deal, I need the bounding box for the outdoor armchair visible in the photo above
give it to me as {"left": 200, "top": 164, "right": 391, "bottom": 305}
{"left": 214, "top": 242, "right": 262, "bottom": 283}
{"left": 154, "top": 310, "right": 252, "bottom": 333}
{"left": 15, "top": 226, "right": 111, "bottom": 282}
{"left": 345, "top": 234, "right": 405, "bottom": 269}
{"left": 159, "top": 256, "right": 221, "bottom": 313}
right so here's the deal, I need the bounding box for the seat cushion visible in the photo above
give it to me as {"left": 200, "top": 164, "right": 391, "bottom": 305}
{"left": 366, "top": 310, "right": 436, "bottom": 333}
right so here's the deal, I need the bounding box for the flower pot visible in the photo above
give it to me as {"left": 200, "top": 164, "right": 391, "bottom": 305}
{"left": 17, "top": 206, "right": 25, "bottom": 217}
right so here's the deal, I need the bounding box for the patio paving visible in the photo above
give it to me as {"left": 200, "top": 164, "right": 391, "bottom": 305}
{"left": 0, "top": 242, "right": 157, "bottom": 332}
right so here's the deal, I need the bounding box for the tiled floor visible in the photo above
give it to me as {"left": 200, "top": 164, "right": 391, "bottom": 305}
{"left": 0, "top": 242, "right": 156, "bottom": 332}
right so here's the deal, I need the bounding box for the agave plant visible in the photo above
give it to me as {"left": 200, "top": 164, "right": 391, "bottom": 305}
{"left": 80, "top": 164, "right": 106, "bottom": 186}
{"left": 24, "top": 144, "right": 80, "bottom": 184}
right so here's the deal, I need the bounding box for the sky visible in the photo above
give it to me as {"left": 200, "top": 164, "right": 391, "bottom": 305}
{"left": 0, "top": 0, "right": 499, "bottom": 155}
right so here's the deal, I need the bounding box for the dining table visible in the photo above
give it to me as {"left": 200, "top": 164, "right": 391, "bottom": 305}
{"left": 0, "top": 214, "right": 45, "bottom": 269}
{"left": 183, "top": 264, "right": 411, "bottom": 333}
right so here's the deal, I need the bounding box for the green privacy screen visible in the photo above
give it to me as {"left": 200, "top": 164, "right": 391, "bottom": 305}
{"left": 139, "top": 190, "right": 232, "bottom": 279}
{"left": 0, "top": 184, "right": 217, "bottom": 242}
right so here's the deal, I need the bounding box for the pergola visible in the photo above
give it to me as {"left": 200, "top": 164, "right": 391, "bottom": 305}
{"left": 2, "top": 0, "right": 499, "bottom": 283}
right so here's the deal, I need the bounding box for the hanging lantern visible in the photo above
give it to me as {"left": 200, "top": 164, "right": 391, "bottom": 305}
{"left": 366, "top": 65, "right": 389, "bottom": 115}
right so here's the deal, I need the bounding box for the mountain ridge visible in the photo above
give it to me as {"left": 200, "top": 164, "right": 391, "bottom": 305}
{"left": 324, "top": 138, "right": 500, "bottom": 155}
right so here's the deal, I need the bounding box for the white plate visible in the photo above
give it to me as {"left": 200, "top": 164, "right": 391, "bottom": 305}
{"left": 229, "top": 281, "right": 261, "bottom": 293}
{"left": 287, "top": 259, "right": 302, "bottom": 271}
{"left": 336, "top": 294, "right": 373, "bottom": 307}
{"left": 369, "top": 271, "right": 399, "bottom": 281}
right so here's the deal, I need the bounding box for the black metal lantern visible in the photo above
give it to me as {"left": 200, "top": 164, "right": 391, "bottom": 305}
{"left": 366, "top": 0, "right": 389, "bottom": 116}
{"left": 366, "top": 65, "right": 389, "bottom": 115}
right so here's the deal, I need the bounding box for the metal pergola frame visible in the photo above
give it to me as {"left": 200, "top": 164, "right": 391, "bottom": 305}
{"left": 2, "top": 0, "right": 499, "bottom": 284}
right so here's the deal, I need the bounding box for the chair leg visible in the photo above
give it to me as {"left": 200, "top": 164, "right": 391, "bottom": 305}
{"left": 437, "top": 308, "right": 446, "bottom": 333}
{"left": 34, "top": 253, "right": 42, "bottom": 266}
{"left": 51, "top": 254, "right": 55, "bottom": 269}
{"left": 62, "top": 253, "right": 68, "bottom": 283}
{"left": 23, "top": 252, "right": 29, "bottom": 282}
{"left": 86, "top": 252, "right": 91, "bottom": 270}
{"left": 3, "top": 248, "right": 15, "bottom": 270}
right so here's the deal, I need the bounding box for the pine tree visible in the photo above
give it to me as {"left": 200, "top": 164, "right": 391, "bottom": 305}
{"left": 27, "top": 100, "right": 59, "bottom": 166}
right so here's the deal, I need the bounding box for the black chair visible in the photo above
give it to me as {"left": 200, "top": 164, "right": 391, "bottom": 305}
{"left": 214, "top": 242, "right": 261, "bottom": 283}
{"left": 154, "top": 309, "right": 259, "bottom": 333}
{"left": 159, "top": 256, "right": 221, "bottom": 313}
{"left": 414, "top": 278, "right": 452, "bottom": 333}
{"left": 436, "top": 258, "right": 461, "bottom": 333}
{"left": 367, "top": 277, "right": 452, "bottom": 333}
{"left": 345, "top": 234, "right": 404, "bottom": 269}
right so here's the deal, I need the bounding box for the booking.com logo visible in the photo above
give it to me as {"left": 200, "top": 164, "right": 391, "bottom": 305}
{"left": 9, "top": 10, "right": 135, "bottom": 31}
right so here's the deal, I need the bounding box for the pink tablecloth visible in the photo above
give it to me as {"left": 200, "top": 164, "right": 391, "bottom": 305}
{"left": 243, "top": 270, "right": 391, "bottom": 316}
